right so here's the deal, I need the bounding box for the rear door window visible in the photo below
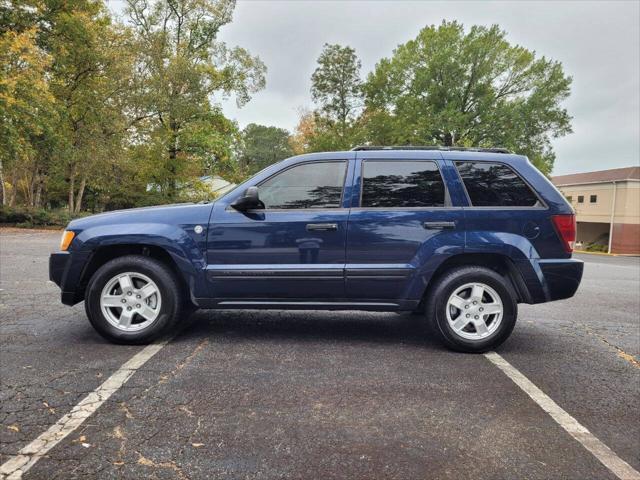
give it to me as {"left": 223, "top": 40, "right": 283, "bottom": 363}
{"left": 361, "top": 161, "right": 446, "bottom": 208}
{"left": 455, "top": 162, "right": 540, "bottom": 207}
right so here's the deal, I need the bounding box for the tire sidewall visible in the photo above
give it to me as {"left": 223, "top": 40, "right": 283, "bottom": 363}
{"left": 85, "top": 256, "right": 179, "bottom": 344}
{"left": 430, "top": 268, "right": 517, "bottom": 353}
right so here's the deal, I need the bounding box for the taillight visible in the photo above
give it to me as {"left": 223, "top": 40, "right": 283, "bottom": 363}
{"left": 551, "top": 214, "right": 576, "bottom": 253}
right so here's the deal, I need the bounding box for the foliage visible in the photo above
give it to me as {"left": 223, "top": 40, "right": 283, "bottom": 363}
{"left": 125, "top": 0, "right": 266, "bottom": 198}
{"left": 237, "top": 123, "right": 294, "bottom": 175}
{"left": 0, "top": 206, "right": 88, "bottom": 227}
{"left": 303, "top": 44, "right": 364, "bottom": 151}
{"left": 0, "top": 26, "right": 56, "bottom": 208}
{"left": 363, "top": 21, "right": 572, "bottom": 173}
{"left": 1, "top": 11, "right": 573, "bottom": 220}
{"left": 585, "top": 242, "right": 608, "bottom": 253}
{"left": 311, "top": 44, "right": 362, "bottom": 132}
{"left": 0, "top": 0, "right": 265, "bottom": 216}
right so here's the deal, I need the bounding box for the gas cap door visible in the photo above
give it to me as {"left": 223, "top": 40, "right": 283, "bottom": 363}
{"left": 523, "top": 221, "right": 541, "bottom": 239}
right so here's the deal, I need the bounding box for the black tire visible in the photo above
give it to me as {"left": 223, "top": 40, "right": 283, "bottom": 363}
{"left": 425, "top": 266, "right": 517, "bottom": 353}
{"left": 84, "top": 255, "right": 183, "bottom": 344}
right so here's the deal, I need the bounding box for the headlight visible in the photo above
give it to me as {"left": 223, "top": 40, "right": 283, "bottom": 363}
{"left": 60, "top": 230, "right": 75, "bottom": 251}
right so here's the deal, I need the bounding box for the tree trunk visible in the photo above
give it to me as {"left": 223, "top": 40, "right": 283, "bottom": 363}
{"left": 34, "top": 175, "right": 44, "bottom": 208}
{"left": 27, "top": 171, "right": 37, "bottom": 207}
{"left": 444, "top": 132, "right": 454, "bottom": 146}
{"left": 74, "top": 175, "right": 86, "bottom": 214}
{"left": 68, "top": 169, "right": 75, "bottom": 214}
{"left": 167, "top": 119, "right": 179, "bottom": 199}
{"left": 0, "top": 159, "right": 6, "bottom": 206}
{"left": 8, "top": 172, "right": 16, "bottom": 207}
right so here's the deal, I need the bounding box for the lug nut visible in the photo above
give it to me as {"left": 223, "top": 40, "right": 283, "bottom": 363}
{"left": 136, "top": 304, "right": 141, "bottom": 308}
{"left": 474, "top": 315, "right": 479, "bottom": 319}
{"left": 464, "top": 305, "right": 469, "bottom": 309}
{"left": 121, "top": 299, "right": 126, "bottom": 304}
{"left": 136, "top": 294, "right": 141, "bottom": 299}
{"left": 127, "top": 292, "right": 132, "bottom": 296}
{"left": 479, "top": 307, "right": 484, "bottom": 312}
{"left": 473, "top": 301, "right": 477, "bottom": 305}
{"left": 466, "top": 314, "right": 470, "bottom": 318}
{"left": 127, "top": 306, "right": 132, "bottom": 311}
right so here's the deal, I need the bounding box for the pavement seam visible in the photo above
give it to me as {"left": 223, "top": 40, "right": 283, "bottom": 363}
{"left": 0, "top": 340, "right": 170, "bottom": 480}
{"left": 484, "top": 351, "right": 640, "bottom": 480}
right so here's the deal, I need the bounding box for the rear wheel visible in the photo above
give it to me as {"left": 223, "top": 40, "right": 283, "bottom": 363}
{"left": 426, "top": 266, "right": 517, "bottom": 353}
{"left": 85, "top": 255, "right": 183, "bottom": 344}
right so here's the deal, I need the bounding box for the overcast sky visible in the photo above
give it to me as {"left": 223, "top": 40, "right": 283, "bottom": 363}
{"left": 109, "top": 0, "right": 639, "bottom": 175}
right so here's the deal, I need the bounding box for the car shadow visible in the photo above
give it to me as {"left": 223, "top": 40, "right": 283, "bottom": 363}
{"left": 173, "top": 309, "right": 443, "bottom": 350}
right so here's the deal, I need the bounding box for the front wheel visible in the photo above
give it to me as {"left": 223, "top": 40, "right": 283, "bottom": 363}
{"left": 84, "top": 255, "right": 183, "bottom": 344}
{"left": 426, "top": 266, "right": 518, "bottom": 353}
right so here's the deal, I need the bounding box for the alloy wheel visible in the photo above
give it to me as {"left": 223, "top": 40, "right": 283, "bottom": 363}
{"left": 99, "top": 272, "right": 162, "bottom": 332}
{"left": 445, "top": 282, "right": 503, "bottom": 340}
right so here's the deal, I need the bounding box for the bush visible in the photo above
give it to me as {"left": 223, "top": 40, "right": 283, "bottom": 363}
{"left": 585, "top": 243, "right": 608, "bottom": 253}
{"left": 0, "top": 207, "right": 87, "bottom": 228}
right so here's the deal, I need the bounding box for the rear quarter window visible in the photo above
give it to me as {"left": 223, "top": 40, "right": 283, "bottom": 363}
{"left": 455, "top": 162, "right": 540, "bottom": 207}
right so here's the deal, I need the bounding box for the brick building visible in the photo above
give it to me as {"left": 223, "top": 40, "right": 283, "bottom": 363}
{"left": 552, "top": 166, "right": 640, "bottom": 254}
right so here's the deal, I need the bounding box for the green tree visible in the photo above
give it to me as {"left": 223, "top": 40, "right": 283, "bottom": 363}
{"left": 0, "top": 27, "right": 55, "bottom": 206}
{"left": 1, "top": 0, "right": 136, "bottom": 213}
{"left": 125, "top": 0, "right": 266, "bottom": 198}
{"left": 310, "top": 43, "right": 363, "bottom": 147}
{"left": 364, "top": 21, "right": 572, "bottom": 173}
{"left": 238, "top": 123, "right": 294, "bottom": 175}
{"left": 53, "top": 17, "right": 134, "bottom": 214}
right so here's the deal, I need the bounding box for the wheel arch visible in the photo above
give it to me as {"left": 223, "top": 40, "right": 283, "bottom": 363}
{"left": 418, "top": 253, "right": 533, "bottom": 311}
{"left": 77, "top": 244, "right": 195, "bottom": 305}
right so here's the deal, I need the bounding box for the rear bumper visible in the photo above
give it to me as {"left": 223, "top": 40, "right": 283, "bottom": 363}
{"left": 537, "top": 258, "right": 584, "bottom": 302}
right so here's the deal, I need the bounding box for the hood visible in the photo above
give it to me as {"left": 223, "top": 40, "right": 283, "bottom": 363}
{"left": 67, "top": 202, "right": 214, "bottom": 231}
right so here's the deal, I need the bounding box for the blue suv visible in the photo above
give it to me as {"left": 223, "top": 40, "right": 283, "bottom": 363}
{"left": 49, "top": 146, "right": 583, "bottom": 352}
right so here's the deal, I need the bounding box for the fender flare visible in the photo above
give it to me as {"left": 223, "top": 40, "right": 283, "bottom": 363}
{"left": 72, "top": 223, "right": 208, "bottom": 300}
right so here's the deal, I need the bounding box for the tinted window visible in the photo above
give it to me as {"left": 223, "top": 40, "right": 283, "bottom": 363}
{"left": 455, "top": 162, "right": 539, "bottom": 207}
{"left": 259, "top": 161, "right": 346, "bottom": 209}
{"left": 590, "top": 195, "right": 597, "bottom": 203}
{"left": 361, "top": 161, "right": 445, "bottom": 208}
{"left": 578, "top": 195, "right": 584, "bottom": 203}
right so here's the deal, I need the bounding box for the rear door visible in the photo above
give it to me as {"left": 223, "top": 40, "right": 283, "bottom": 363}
{"left": 345, "top": 152, "right": 465, "bottom": 301}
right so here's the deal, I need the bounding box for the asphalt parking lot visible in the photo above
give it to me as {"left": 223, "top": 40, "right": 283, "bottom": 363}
{"left": 1, "top": 229, "right": 639, "bottom": 480}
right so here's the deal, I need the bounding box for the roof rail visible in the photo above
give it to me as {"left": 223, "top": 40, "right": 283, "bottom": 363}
{"left": 350, "top": 145, "right": 512, "bottom": 154}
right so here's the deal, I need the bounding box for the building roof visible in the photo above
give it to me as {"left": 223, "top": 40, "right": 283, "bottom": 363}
{"left": 552, "top": 166, "right": 640, "bottom": 186}
{"left": 200, "top": 175, "right": 236, "bottom": 195}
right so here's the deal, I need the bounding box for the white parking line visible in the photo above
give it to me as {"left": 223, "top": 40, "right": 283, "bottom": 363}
{"left": 485, "top": 351, "right": 640, "bottom": 480}
{"left": 0, "top": 340, "right": 169, "bottom": 480}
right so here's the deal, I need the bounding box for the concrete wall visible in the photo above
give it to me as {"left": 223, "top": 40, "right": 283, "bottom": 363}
{"left": 557, "top": 179, "right": 639, "bottom": 254}
{"left": 558, "top": 180, "right": 640, "bottom": 225}
{"left": 611, "top": 223, "right": 640, "bottom": 254}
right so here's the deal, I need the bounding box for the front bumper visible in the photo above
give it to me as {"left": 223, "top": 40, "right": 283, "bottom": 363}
{"left": 538, "top": 258, "right": 584, "bottom": 302}
{"left": 49, "top": 252, "right": 81, "bottom": 305}
{"left": 49, "top": 252, "right": 70, "bottom": 287}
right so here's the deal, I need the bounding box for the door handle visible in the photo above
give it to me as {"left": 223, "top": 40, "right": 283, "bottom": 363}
{"left": 423, "top": 221, "right": 456, "bottom": 230}
{"left": 306, "top": 223, "right": 338, "bottom": 232}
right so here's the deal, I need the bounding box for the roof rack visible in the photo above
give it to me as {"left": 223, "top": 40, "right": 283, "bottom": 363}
{"left": 350, "top": 145, "right": 511, "bottom": 154}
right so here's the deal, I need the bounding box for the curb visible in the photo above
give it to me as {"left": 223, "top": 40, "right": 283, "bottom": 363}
{"left": 574, "top": 250, "right": 616, "bottom": 256}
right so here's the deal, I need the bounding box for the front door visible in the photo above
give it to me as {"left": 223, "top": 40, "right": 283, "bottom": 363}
{"left": 345, "top": 154, "right": 465, "bottom": 301}
{"left": 206, "top": 159, "right": 353, "bottom": 301}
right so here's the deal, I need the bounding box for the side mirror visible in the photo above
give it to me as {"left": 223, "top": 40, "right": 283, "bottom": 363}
{"left": 231, "top": 186, "right": 264, "bottom": 211}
